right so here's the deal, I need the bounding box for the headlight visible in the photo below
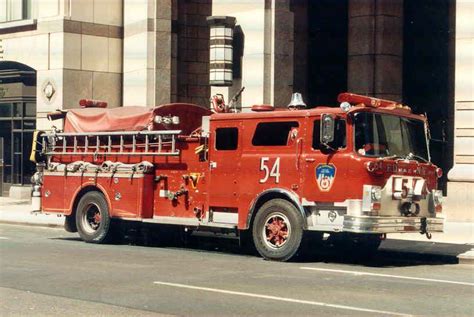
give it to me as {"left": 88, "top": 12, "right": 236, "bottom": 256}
{"left": 371, "top": 186, "right": 382, "bottom": 201}
{"left": 432, "top": 189, "right": 443, "bottom": 213}
{"left": 362, "top": 185, "right": 382, "bottom": 215}
{"left": 433, "top": 190, "right": 443, "bottom": 205}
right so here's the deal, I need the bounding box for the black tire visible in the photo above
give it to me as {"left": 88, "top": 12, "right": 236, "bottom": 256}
{"left": 75, "top": 191, "right": 113, "bottom": 243}
{"left": 252, "top": 199, "right": 304, "bottom": 261}
{"left": 64, "top": 215, "right": 77, "bottom": 233}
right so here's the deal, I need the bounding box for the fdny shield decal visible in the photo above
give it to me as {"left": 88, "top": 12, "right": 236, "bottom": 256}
{"left": 316, "top": 164, "right": 336, "bottom": 192}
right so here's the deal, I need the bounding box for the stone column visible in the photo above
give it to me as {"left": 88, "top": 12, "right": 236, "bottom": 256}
{"left": 264, "top": 0, "right": 294, "bottom": 107}
{"left": 347, "top": 0, "right": 403, "bottom": 102}
{"left": 123, "top": 0, "right": 173, "bottom": 106}
{"left": 176, "top": 0, "right": 211, "bottom": 107}
{"left": 292, "top": 0, "right": 308, "bottom": 100}
{"left": 446, "top": 0, "right": 474, "bottom": 221}
{"left": 123, "top": 0, "right": 210, "bottom": 107}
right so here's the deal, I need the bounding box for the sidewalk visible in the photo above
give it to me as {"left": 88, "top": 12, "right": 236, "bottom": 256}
{"left": 1, "top": 196, "right": 473, "bottom": 263}
{"left": 0, "top": 197, "right": 63, "bottom": 228}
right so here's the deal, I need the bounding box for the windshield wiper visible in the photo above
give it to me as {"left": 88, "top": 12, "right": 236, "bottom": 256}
{"left": 406, "top": 152, "right": 429, "bottom": 163}
{"left": 378, "top": 153, "right": 429, "bottom": 163}
{"left": 378, "top": 154, "right": 405, "bottom": 161}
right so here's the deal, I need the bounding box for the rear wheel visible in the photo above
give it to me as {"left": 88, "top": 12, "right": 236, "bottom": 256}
{"left": 75, "top": 191, "right": 113, "bottom": 243}
{"left": 252, "top": 199, "right": 304, "bottom": 261}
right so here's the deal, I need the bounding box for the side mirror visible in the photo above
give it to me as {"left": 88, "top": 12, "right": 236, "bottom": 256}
{"left": 320, "top": 114, "right": 335, "bottom": 145}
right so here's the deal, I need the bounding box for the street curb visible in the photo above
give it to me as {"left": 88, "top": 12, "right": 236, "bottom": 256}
{"left": 457, "top": 249, "right": 474, "bottom": 265}
{"left": 0, "top": 220, "right": 63, "bottom": 229}
{"left": 1, "top": 220, "right": 473, "bottom": 265}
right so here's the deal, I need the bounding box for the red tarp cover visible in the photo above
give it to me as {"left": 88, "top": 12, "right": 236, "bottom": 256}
{"left": 63, "top": 103, "right": 212, "bottom": 135}
{"left": 64, "top": 106, "right": 154, "bottom": 133}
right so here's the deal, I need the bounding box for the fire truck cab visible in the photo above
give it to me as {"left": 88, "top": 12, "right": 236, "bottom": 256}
{"left": 31, "top": 93, "right": 444, "bottom": 261}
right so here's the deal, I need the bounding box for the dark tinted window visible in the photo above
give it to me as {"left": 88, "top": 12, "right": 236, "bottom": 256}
{"left": 252, "top": 121, "right": 299, "bottom": 146}
{"left": 312, "top": 119, "right": 346, "bottom": 150}
{"left": 216, "top": 127, "right": 238, "bottom": 150}
{"left": 354, "top": 112, "right": 428, "bottom": 160}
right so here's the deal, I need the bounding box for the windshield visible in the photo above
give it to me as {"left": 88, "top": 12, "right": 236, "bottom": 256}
{"left": 353, "top": 112, "right": 429, "bottom": 161}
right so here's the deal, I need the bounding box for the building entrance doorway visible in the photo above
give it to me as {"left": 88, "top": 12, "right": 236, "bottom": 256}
{"left": 0, "top": 61, "right": 37, "bottom": 197}
{"left": 403, "top": 0, "right": 454, "bottom": 192}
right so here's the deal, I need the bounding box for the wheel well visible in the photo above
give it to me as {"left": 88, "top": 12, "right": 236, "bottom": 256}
{"left": 246, "top": 191, "right": 306, "bottom": 230}
{"left": 67, "top": 186, "right": 105, "bottom": 232}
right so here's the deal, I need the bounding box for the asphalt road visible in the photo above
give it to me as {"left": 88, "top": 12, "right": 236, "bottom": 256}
{"left": 1, "top": 224, "right": 473, "bottom": 317}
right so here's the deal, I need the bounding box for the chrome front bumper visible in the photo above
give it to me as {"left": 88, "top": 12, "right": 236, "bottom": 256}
{"left": 343, "top": 215, "right": 444, "bottom": 234}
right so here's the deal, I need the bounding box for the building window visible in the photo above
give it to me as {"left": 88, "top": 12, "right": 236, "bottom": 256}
{"left": 215, "top": 127, "right": 239, "bottom": 150}
{"left": 0, "top": 0, "right": 33, "bottom": 23}
{"left": 252, "top": 122, "right": 299, "bottom": 146}
{"left": 0, "top": 102, "right": 36, "bottom": 187}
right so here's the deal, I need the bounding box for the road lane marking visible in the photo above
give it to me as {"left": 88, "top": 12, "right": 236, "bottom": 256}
{"left": 153, "top": 281, "right": 411, "bottom": 316}
{"left": 0, "top": 237, "right": 9, "bottom": 240}
{"left": 300, "top": 267, "right": 474, "bottom": 287}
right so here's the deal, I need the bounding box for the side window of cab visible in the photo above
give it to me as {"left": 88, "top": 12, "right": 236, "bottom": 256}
{"left": 252, "top": 121, "right": 299, "bottom": 146}
{"left": 312, "top": 119, "right": 346, "bottom": 150}
{"left": 215, "top": 127, "right": 239, "bottom": 150}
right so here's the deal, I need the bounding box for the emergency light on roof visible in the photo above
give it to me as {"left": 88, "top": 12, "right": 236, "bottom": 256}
{"left": 337, "top": 93, "right": 411, "bottom": 113}
{"left": 154, "top": 115, "right": 180, "bottom": 125}
{"left": 79, "top": 99, "right": 108, "bottom": 108}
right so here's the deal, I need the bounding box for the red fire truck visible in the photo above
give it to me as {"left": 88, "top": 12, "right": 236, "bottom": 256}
{"left": 30, "top": 92, "right": 444, "bottom": 261}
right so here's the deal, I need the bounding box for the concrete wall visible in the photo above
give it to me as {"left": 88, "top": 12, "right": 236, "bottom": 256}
{"left": 445, "top": 0, "right": 474, "bottom": 222}
{"left": 1, "top": 0, "right": 123, "bottom": 130}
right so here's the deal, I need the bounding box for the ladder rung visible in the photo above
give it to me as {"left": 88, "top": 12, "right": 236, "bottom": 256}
{"left": 43, "top": 130, "right": 183, "bottom": 157}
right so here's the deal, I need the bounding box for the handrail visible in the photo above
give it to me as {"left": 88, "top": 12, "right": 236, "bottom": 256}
{"left": 41, "top": 130, "right": 182, "bottom": 157}
{"left": 42, "top": 130, "right": 182, "bottom": 137}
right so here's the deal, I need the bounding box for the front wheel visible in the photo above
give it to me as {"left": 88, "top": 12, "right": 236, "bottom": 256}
{"left": 75, "top": 191, "right": 113, "bottom": 243}
{"left": 252, "top": 199, "right": 304, "bottom": 261}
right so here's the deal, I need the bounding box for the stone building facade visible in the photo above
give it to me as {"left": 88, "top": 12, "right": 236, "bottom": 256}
{"left": 0, "top": 0, "right": 472, "bottom": 219}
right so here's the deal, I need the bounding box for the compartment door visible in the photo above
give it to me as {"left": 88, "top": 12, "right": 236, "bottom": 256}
{"left": 208, "top": 123, "right": 241, "bottom": 208}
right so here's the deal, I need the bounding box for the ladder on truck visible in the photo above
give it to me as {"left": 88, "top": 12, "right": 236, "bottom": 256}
{"left": 40, "top": 130, "right": 182, "bottom": 157}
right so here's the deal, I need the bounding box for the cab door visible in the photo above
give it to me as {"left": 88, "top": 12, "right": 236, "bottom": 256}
{"left": 238, "top": 119, "right": 304, "bottom": 213}
{"left": 301, "top": 116, "right": 349, "bottom": 203}
{"left": 208, "top": 121, "right": 242, "bottom": 208}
